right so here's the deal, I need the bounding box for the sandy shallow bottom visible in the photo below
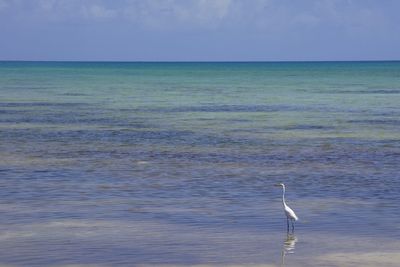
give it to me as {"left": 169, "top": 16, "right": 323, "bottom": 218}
{"left": 1, "top": 252, "right": 400, "bottom": 267}
{"left": 0, "top": 217, "right": 399, "bottom": 267}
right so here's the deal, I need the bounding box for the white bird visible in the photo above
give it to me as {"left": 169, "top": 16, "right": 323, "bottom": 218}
{"left": 275, "top": 183, "right": 298, "bottom": 232}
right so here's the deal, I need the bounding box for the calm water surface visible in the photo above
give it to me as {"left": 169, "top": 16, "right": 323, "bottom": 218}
{"left": 0, "top": 61, "right": 400, "bottom": 266}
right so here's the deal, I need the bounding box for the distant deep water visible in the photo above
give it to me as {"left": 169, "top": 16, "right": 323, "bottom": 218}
{"left": 0, "top": 61, "right": 400, "bottom": 267}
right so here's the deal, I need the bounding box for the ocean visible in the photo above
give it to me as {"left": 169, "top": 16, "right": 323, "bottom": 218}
{"left": 0, "top": 61, "right": 399, "bottom": 266}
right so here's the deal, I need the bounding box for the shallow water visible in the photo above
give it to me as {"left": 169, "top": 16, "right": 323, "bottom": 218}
{"left": 0, "top": 61, "right": 400, "bottom": 266}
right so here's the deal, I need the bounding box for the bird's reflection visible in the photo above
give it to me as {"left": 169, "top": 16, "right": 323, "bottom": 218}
{"left": 281, "top": 233, "right": 298, "bottom": 267}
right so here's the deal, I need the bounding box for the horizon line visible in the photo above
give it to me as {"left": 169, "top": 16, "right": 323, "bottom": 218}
{"left": 1, "top": 59, "right": 400, "bottom": 63}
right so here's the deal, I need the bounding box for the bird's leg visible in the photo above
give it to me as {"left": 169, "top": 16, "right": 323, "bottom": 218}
{"left": 291, "top": 220, "right": 294, "bottom": 233}
{"left": 286, "top": 218, "right": 289, "bottom": 232}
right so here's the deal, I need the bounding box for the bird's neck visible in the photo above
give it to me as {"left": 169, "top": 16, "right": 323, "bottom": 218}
{"left": 282, "top": 186, "right": 287, "bottom": 207}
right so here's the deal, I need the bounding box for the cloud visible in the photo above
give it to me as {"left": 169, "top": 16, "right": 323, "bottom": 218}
{"left": 182, "top": 0, "right": 232, "bottom": 22}
{"left": 38, "top": 0, "right": 57, "bottom": 11}
{"left": 120, "top": 0, "right": 233, "bottom": 29}
{"left": 82, "top": 4, "right": 117, "bottom": 19}
{"left": 0, "top": 0, "right": 393, "bottom": 32}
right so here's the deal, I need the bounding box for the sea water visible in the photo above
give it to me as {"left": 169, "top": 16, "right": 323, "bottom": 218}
{"left": 0, "top": 61, "right": 399, "bottom": 266}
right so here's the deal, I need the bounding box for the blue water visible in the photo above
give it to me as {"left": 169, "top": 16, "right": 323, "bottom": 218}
{"left": 0, "top": 61, "right": 400, "bottom": 266}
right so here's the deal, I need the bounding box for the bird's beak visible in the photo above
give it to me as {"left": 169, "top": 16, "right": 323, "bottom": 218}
{"left": 274, "top": 184, "right": 281, "bottom": 187}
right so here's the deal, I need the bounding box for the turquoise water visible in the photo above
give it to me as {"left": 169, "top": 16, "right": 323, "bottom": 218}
{"left": 0, "top": 61, "right": 400, "bottom": 266}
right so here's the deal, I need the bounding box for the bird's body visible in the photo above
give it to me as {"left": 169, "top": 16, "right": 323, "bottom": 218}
{"left": 276, "top": 183, "right": 298, "bottom": 232}
{"left": 284, "top": 203, "right": 298, "bottom": 222}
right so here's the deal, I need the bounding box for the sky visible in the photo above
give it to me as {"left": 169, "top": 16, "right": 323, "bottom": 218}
{"left": 0, "top": 0, "right": 400, "bottom": 61}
